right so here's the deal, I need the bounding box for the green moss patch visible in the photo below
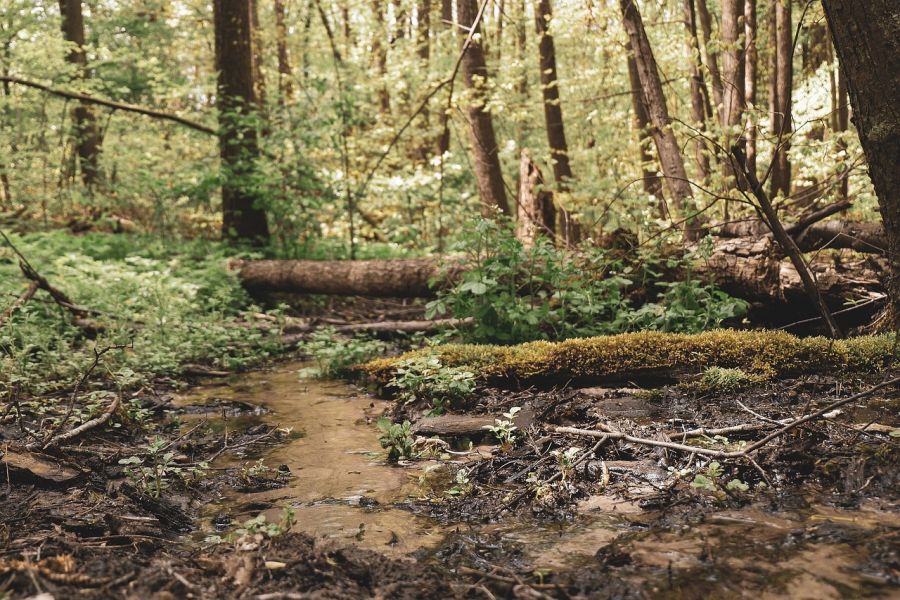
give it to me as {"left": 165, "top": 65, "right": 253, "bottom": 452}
{"left": 363, "top": 330, "right": 897, "bottom": 386}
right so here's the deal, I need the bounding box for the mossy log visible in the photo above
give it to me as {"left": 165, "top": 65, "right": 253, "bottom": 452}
{"left": 362, "top": 329, "right": 897, "bottom": 387}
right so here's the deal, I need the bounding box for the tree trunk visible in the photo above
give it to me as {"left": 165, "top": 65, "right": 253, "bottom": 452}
{"left": 822, "top": 0, "right": 900, "bottom": 328}
{"left": 626, "top": 52, "right": 665, "bottom": 212}
{"left": 516, "top": 149, "right": 555, "bottom": 246}
{"left": 720, "top": 0, "right": 745, "bottom": 132}
{"left": 457, "top": 0, "right": 511, "bottom": 216}
{"left": 235, "top": 251, "right": 885, "bottom": 320}
{"left": 695, "top": 0, "right": 724, "bottom": 125}
{"left": 769, "top": 0, "right": 792, "bottom": 198}
{"left": 514, "top": 0, "right": 528, "bottom": 97}
{"left": 274, "top": 0, "right": 294, "bottom": 104}
{"left": 57, "top": 0, "right": 102, "bottom": 189}
{"left": 414, "top": 0, "right": 432, "bottom": 161}
{"left": 250, "top": 0, "right": 267, "bottom": 109}
{"left": 371, "top": 1, "right": 391, "bottom": 113}
{"left": 535, "top": 0, "right": 576, "bottom": 243}
{"left": 213, "top": 0, "right": 270, "bottom": 244}
{"left": 436, "top": 0, "right": 453, "bottom": 155}
{"left": 681, "top": 0, "right": 712, "bottom": 184}
{"left": 620, "top": 0, "right": 697, "bottom": 238}
{"left": 744, "top": 0, "right": 758, "bottom": 174}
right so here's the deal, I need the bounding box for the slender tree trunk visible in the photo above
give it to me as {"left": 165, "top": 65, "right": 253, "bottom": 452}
{"left": 514, "top": 0, "right": 527, "bottom": 96}
{"left": 250, "top": 0, "right": 267, "bottom": 109}
{"left": 835, "top": 60, "right": 849, "bottom": 200}
{"left": 57, "top": 0, "right": 102, "bottom": 189}
{"left": 437, "top": 0, "right": 454, "bottom": 155}
{"left": 626, "top": 52, "right": 665, "bottom": 210}
{"left": 415, "top": 0, "right": 433, "bottom": 161}
{"left": 822, "top": 0, "right": 900, "bottom": 328}
{"left": 696, "top": 0, "right": 724, "bottom": 126}
{"left": 392, "top": 0, "right": 408, "bottom": 43}
{"left": 274, "top": 0, "right": 294, "bottom": 104}
{"left": 371, "top": 1, "right": 391, "bottom": 113}
{"left": 534, "top": 0, "right": 576, "bottom": 242}
{"left": 620, "top": 0, "right": 697, "bottom": 238}
{"left": 213, "top": 0, "right": 270, "bottom": 244}
{"left": 720, "top": 0, "right": 745, "bottom": 132}
{"left": 495, "top": 0, "right": 505, "bottom": 62}
{"left": 744, "top": 0, "right": 758, "bottom": 174}
{"left": 457, "top": 0, "right": 510, "bottom": 216}
{"left": 682, "top": 0, "right": 712, "bottom": 184}
{"left": 769, "top": 0, "right": 792, "bottom": 198}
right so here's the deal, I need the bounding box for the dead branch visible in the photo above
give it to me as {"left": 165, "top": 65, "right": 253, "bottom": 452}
{"left": 0, "top": 282, "right": 37, "bottom": 328}
{"left": 551, "top": 375, "right": 900, "bottom": 460}
{"left": 40, "top": 391, "right": 121, "bottom": 450}
{"left": 0, "top": 76, "right": 216, "bottom": 135}
{"left": 731, "top": 145, "right": 842, "bottom": 338}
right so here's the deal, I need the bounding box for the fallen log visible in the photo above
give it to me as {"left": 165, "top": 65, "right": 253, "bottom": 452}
{"left": 235, "top": 242, "right": 885, "bottom": 321}
{"left": 233, "top": 258, "right": 459, "bottom": 297}
{"left": 696, "top": 236, "right": 886, "bottom": 307}
{"left": 714, "top": 219, "right": 886, "bottom": 254}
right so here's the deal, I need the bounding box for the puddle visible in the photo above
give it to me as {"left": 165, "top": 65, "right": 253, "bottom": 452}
{"left": 177, "top": 363, "right": 446, "bottom": 555}
{"left": 176, "top": 363, "right": 900, "bottom": 597}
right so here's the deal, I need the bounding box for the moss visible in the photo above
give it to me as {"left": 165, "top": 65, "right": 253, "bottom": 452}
{"left": 362, "top": 330, "right": 897, "bottom": 386}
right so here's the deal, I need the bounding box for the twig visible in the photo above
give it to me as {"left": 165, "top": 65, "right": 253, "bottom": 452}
{"left": 39, "top": 390, "right": 121, "bottom": 450}
{"left": 0, "top": 75, "right": 215, "bottom": 134}
{"left": 731, "top": 144, "right": 842, "bottom": 338}
{"left": 551, "top": 375, "right": 900, "bottom": 460}
{"left": 0, "top": 282, "right": 37, "bottom": 328}
{"left": 31, "top": 344, "right": 127, "bottom": 449}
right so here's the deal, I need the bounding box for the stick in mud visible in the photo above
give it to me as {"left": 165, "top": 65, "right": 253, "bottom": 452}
{"left": 551, "top": 375, "right": 900, "bottom": 460}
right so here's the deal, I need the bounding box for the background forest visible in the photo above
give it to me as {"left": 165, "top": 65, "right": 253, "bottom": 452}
{"left": 0, "top": 0, "right": 876, "bottom": 255}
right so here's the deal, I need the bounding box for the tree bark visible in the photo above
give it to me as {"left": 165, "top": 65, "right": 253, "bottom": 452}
{"left": 695, "top": 0, "right": 724, "bottom": 125}
{"left": 250, "top": 0, "right": 267, "bottom": 109}
{"left": 516, "top": 149, "right": 555, "bottom": 246}
{"left": 822, "top": 0, "right": 900, "bottom": 328}
{"left": 371, "top": 1, "right": 391, "bottom": 113}
{"left": 535, "top": 0, "right": 576, "bottom": 243}
{"left": 744, "top": 0, "right": 758, "bottom": 174}
{"left": 769, "top": 0, "right": 792, "bottom": 198}
{"left": 681, "top": 0, "right": 712, "bottom": 184}
{"left": 457, "top": 0, "right": 511, "bottom": 216}
{"left": 57, "top": 0, "right": 102, "bottom": 189}
{"left": 274, "top": 0, "right": 294, "bottom": 104}
{"left": 514, "top": 0, "right": 528, "bottom": 97}
{"left": 620, "top": 0, "right": 697, "bottom": 238}
{"left": 213, "top": 0, "right": 270, "bottom": 244}
{"left": 720, "top": 0, "right": 745, "bottom": 132}
{"left": 626, "top": 53, "right": 665, "bottom": 212}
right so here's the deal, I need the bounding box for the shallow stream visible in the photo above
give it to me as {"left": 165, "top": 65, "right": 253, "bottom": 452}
{"left": 177, "top": 362, "right": 899, "bottom": 598}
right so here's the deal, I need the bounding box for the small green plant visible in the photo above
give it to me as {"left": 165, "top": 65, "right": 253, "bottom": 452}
{"left": 205, "top": 508, "right": 296, "bottom": 544}
{"left": 484, "top": 406, "right": 521, "bottom": 452}
{"left": 119, "top": 436, "right": 208, "bottom": 497}
{"left": 299, "top": 327, "right": 388, "bottom": 378}
{"left": 689, "top": 461, "right": 750, "bottom": 496}
{"left": 377, "top": 417, "right": 415, "bottom": 462}
{"left": 389, "top": 355, "right": 475, "bottom": 414}
{"left": 445, "top": 467, "right": 473, "bottom": 498}
{"left": 554, "top": 446, "right": 581, "bottom": 481}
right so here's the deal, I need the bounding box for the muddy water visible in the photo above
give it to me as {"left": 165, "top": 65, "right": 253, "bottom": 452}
{"left": 179, "top": 363, "right": 899, "bottom": 598}
{"left": 178, "top": 363, "right": 446, "bottom": 555}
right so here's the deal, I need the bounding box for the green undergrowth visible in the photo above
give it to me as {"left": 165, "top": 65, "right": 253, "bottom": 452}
{"left": 363, "top": 330, "right": 898, "bottom": 387}
{"left": 0, "top": 230, "right": 282, "bottom": 397}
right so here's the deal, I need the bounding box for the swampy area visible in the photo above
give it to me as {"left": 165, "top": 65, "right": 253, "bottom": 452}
{"left": 3, "top": 1, "right": 900, "bottom": 596}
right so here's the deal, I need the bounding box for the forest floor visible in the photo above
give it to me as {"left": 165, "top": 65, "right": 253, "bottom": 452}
{"left": 3, "top": 329, "right": 898, "bottom": 599}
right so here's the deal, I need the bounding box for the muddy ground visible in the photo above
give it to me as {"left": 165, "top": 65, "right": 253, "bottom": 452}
{"left": 2, "top": 339, "right": 898, "bottom": 599}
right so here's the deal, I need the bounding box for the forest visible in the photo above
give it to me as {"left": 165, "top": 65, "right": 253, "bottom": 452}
{"left": 0, "top": 0, "right": 898, "bottom": 598}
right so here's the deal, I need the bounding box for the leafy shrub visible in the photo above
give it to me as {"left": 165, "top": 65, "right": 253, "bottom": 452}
{"left": 389, "top": 355, "right": 476, "bottom": 414}
{"left": 377, "top": 418, "right": 415, "bottom": 462}
{"left": 426, "top": 218, "right": 748, "bottom": 344}
{"left": 298, "top": 327, "right": 387, "bottom": 378}
{"left": 0, "top": 231, "right": 281, "bottom": 398}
